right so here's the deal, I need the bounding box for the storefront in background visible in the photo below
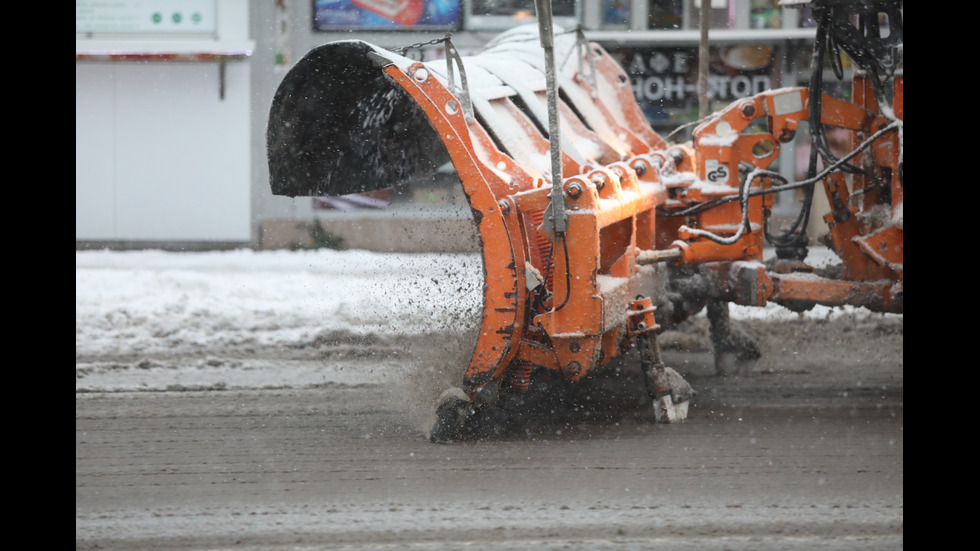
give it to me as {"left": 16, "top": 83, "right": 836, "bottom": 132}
{"left": 605, "top": 43, "right": 779, "bottom": 134}
{"left": 310, "top": 0, "right": 819, "bottom": 32}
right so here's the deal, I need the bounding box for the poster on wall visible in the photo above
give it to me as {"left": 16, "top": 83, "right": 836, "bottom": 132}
{"left": 313, "top": 0, "right": 461, "bottom": 30}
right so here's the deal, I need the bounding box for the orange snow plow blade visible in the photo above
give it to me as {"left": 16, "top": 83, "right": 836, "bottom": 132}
{"left": 267, "top": 26, "right": 674, "bottom": 407}
{"left": 267, "top": 0, "right": 903, "bottom": 442}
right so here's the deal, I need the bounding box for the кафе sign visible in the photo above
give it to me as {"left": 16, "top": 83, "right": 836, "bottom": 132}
{"left": 604, "top": 44, "right": 779, "bottom": 129}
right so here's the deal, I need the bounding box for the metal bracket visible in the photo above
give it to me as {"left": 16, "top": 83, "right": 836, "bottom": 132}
{"left": 444, "top": 38, "right": 474, "bottom": 125}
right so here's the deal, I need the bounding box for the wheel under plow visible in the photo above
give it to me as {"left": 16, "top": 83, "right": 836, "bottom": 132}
{"left": 267, "top": 0, "right": 902, "bottom": 442}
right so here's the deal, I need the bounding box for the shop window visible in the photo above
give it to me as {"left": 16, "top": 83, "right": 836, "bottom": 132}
{"left": 688, "top": 0, "right": 736, "bottom": 30}
{"left": 750, "top": 0, "right": 782, "bottom": 29}
{"left": 466, "top": 0, "right": 580, "bottom": 30}
{"left": 603, "top": 0, "right": 631, "bottom": 27}
{"left": 796, "top": 3, "right": 819, "bottom": 28}
{"left": 648, "top": 0, "right": 683, "bottom": 29}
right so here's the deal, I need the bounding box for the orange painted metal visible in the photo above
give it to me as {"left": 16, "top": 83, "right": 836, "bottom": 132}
{"left": 530, "top": 168, "right": 659, "bottom": 381}
{"left": 651, "top": 83, "right": 902, "bottom": 313}
{"left": 379, "top": 62, "right": 530, "bottom": 393}
{"left": 372, "top": 32, "right": 904, "bottom": 396}
{"left": 266, "top": 16, "right": 903, "bottom": 404}
{"left": 363, "top": 35, "right": 675, "bottom": 393}
{"left": 770, "top": 273, "right": 899, "bottom": 313}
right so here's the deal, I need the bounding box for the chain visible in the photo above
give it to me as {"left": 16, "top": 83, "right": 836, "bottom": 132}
{"left": 394, "top": 33, "right": 453, "bottom": 55}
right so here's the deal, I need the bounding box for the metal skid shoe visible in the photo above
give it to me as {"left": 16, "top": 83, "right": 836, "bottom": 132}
{"left": 634, "top": 319, "right": 695, "bottom": 423}
{"left": 429, "top": 388, "right": 475, "bottom": 443}
{"left": 429, "top": 387, "right": 515, "bottom": 443}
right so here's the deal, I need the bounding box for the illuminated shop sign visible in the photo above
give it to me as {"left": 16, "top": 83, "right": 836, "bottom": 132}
{"left": 605, "top": 44, "right": 778, "bottom": 127}
{"left": 313, "top": 0, "right": 462, "bottom": 30}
